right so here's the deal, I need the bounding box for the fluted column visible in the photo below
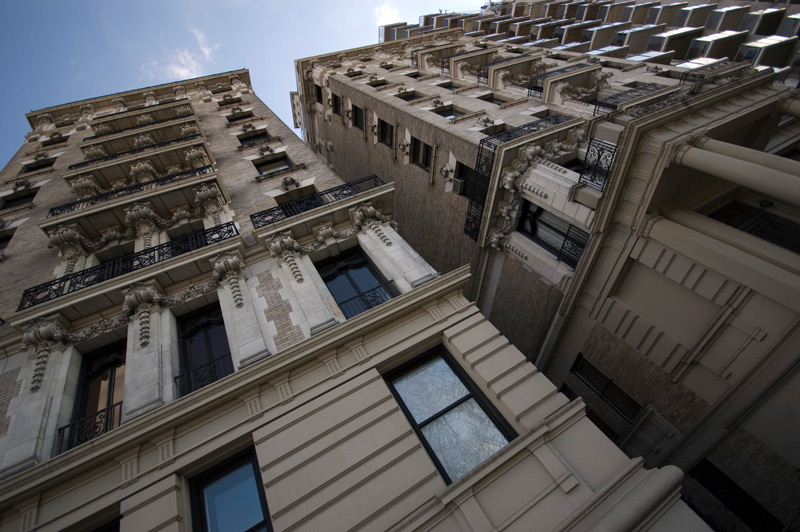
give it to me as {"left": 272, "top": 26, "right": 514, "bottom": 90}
{"left": 673, "top": 144, "right": 800, "bottom": 208}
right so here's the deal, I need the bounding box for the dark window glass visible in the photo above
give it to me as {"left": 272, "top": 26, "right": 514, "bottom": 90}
{"left": 517, "top": 200, "right": 588, "bottom": 267}
{"left": 1, "top": 188, "right": 38, "bottom": 210}
{"left": 411, "top": 137, "right": 432, "bottom": 170}
{"left": 433, "top": 106, "right": 465, "bottom": 120}
{"left": 239, "top": 131, "right": 270, "bottom": 147}
{"left": 571, "top": 354, "right": 641, "bottom": 422}
{"left": 317, "top": 247, "right": 396, "bottom": 319}
{"left": 191, "top": 451, "right": 272, "bottom": 532}
{"left": 386, "top": 349, "right": 516, "bottom": 484}
{"left": 255, "top": 155, "right": 292, "bottom": 177}
{"left": 314, "top": 84, "right": 323, "bottom": 104}
{"left": 352, "top": 105, "right": 365, "bottom": 130}
{"left": 378, "top": 119, "right": 394, "bottom": 147}
{"left": 455, "top": 162, "right": 480, "bottom": 197}
{"left": 58, "top": 342, "right": 126, "bottom": 453}
{"left": 710, "top": 201, "right": 800, "bottom": 254}
{"left": 332, "top": 94, "right": 342, "bottom": 116}
{"left": 176, "top": 304, "right": 233, "bottom": 397}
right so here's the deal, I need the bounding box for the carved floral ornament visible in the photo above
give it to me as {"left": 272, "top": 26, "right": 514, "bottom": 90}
{"left": 488, "top": 129, "right": 586, "bottom": 250}
{"left": 129, "top": 160, "right": 159, "bottom": 183}
{"left": 212, "top": 252, "right": 246, "bottom": 308}
{"left": 70, "top": 175, "right": 102, "bottom": 199}
{"left": 21, "top": 317, "right": 67, "bottom": 392}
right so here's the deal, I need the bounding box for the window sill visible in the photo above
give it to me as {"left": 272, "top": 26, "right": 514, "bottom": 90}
{"left": 238, "top": 136, "right": 281, "bottom": 151}
{"left": 225, "top": 115, "right": 263, "bottom": 128}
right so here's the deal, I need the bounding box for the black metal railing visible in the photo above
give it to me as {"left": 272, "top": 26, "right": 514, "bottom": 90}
{"left": 175, "top": 360, "right": 232, "bottom": 397}
{"left": 593, "top": 83, "right": 667, "bottom": 116}
{"left": 17, "top": 222, "right": 238, "bottom": 310}
{"left": 477, "top": 54, "right": 530, "bottom": 85}
{"left": 250, "top": 175, "right": 385, "bottom": 229}
{"left": 578, "top": 139, "right": 617, "bottom": 192}
{"left": 527, "top": 224, "right": 589, "bottom": 268}
{"left": 338, "top": 281, "right": 396, "bottom": 319}
{"left": 528, "top": 63, "right": 590, "bottom": 97}
{"left": 83, "top": 114, "right": 195, "bottom": 141}
{"left": 56, "top": 401, "right": 123, "bottom": 454}
{"left": 48, "top": 165, "right": 214, "bottom": 217}
{"left": 465, "top": 114, "right": 573, "bottom": 240}
{"left": 68, "top": 134, "right": 202, "bottom": 170}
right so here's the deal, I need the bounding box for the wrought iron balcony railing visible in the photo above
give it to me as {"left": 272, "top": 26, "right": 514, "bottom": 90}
{"left": 338, "top": 281, "right": 396, "bottom": 319}
{"left": 17, "top": 222, "right": 238, "bottom": 310}
{"left": 578, "top": 139, "right": 617, "bottom": 192}
{"left": 68, "top": 134, "right": 202, "bottom": 170}
{"left": 56, "top": 401, "right": 122, "bottom": 454}
{"left": 48, "top": 165, "right": 214, "bottom": 218}
{"left": 83, "top": 114, "right": 195, "bottom": 141}
{"left": 592, "top": 83, "right": 667, "bottom": 116}
{"left": 250, "top": 175, "right": 385, "bottom": 229}
{"left": 175, "top": 360, "right": 233, "bottom": 397}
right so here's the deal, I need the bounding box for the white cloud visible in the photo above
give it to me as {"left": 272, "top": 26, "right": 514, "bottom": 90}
{"left": 140, "top": 29, "right": 218, "bottom": 82}
{"left": 374, "top": 0, "right": 401, "bottom": 26}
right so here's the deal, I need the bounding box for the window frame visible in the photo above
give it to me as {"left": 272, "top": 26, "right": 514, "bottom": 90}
{"left": 352, "top": 104, "right": 365, "bottom": 130}
{"left": 571, "top": 354, "right": 641, "bottom": 422}
{"left": 175, "top": 303, "right": 234, "bottom": 397}
{"left": 332, "top": 94, "right": 342, "bottom": 116}
{"left": 314, "top": 84, "right": 323, "bottom": 105}
{"left": 385, "top": 347, "right": 517, "bottom": 484}
{"left": 377, "top": 119, "right": 394, "bottom": 147}
{"left": 255, "top": 154, "right": 293, "bottom": 178}
{"left": 410, "top": 137, "right": 432, "bottom": 170}
{"left": 190, "top": 449, "right": 272, "bottom": 532}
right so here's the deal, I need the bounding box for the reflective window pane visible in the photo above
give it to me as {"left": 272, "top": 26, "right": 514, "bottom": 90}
{"left": 393, "top": 357, "right": 468, "bottom": 423}
{"left": 202, "top": 463, "right": 265, "bottom": 532}
{"left": 421, "top": 399, "right": 509, "bottom": 481}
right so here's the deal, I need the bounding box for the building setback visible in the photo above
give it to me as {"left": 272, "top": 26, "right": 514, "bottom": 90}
{"left": 293, "top": 1, "right": 800, "bottom": 530}
{"left": 0, "top": 63, "right": 710, "bottom": 532}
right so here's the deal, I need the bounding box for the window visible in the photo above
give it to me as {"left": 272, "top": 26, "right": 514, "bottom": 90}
{"left": 191, "top": 450, "right": 272, "bottom": 532}
{"left": 238, "top": 129, "right": 270, "bottom": 147}
{"left": 57, "top": 341, "right": 126, "bottom": 453}
{"left": 332, "top": 94, "right": 342, "bottom": 116}
{"left": 0, "top": 187, "right": 39, "bottom": 211}
{"left": 378, "top": 119, "right": 394, "bottom": 147}
{"left": 455, "top": 162, "right": 480, "bottom": 197}
{"left": 571, "top": 354, "right": 641, "bottom": 421}
{"left": 22, "top": 157, "right": 54, "bottom": 173}
{"left": 318, "top": 247, "right": 397, "bottom": 319}
{"left": 226, "top": 109, "right": 253, "bottom": 123}
{"left": 710, "top": 201, "right": 800, "bottom": 254}
{"left": 352, "top": 104, "right": 365, "bottom": 130}
{"left": 386, "top": 348, "right": 516, "bottom": 483}
{"left": 432, "top": 105, "right": 466, "bottom": 120}
{"left": 396, "top": 89, "right": 425, "bottom": 101}
{"left": 255, "top": 154, "right": 293, "bottom": 178}
{"left": 517, "top": 200, "right": 588, "bottom": 268}
{"left": 314, "top": 84, "right": 323, "bottom": 104}
{"left": 175, "top": 303, "right": 233, "bottom": 397}
{"left": 411, "top": 137, "right": 432, "bottom": 170}
{"left": 477, "top": 92, "right": 508, "bottom": 105}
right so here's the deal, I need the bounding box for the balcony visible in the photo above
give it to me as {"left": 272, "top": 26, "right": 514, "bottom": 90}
{"left": 56, "top": 402, "right": 122, "bottom": 454}
{"left": 250, "top": 175, "right": 385, "bottom": 229}
{"left": 48, "top": 165, "right": 214, "bottom": 218}
{"left": 175, "top": 360, "right": 232, "bottom": 397}
{"left": 18, "top": 222, "right": 239, "bottom": 310}
{"left": 69, "top": 134, "right": 202, "bottom": 171}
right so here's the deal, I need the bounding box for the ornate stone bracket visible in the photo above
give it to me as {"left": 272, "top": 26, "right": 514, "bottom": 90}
{"left": 133, "top": 133, "right": 155, "bottom": 149}
{"left": 122, "top": 282, "right": 167, "bottom": 348}
{"left": 212, "top": 253, "right": 246, "bottom": 308}
{"left": 83, "top": 146, "right": 107, "bottom": 161}
{"left": 268, "top": 235, "right": 304, "bottom": 283}
{"left": 137, "top": 114, "right": 155, "bottom": 126}
{"left": 21, "top": 318, "right": 68, "bottom": 392}
{"left": 184, "top": 147, "right": 210, "bottom": 169}
{"left": 70, "top": 175, "right": 102, "bottom": 199}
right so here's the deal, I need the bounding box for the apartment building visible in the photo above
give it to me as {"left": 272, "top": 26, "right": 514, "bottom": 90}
{"left": 0, "top": 64, "right": 713, "bottom": 532}
{"left": 293, "top": 2, "right": 800, "bottom": 530}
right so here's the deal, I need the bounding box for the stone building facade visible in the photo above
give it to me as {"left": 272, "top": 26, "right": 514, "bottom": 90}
{"left": 293, "top": 2, "right": 800, "bottom": 530}
{"left": 0, "top": 69, "right": 709, "bottom": 531}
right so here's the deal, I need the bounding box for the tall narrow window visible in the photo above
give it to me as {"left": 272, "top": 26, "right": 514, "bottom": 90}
{"left": 386, "top": 349, "right": 516, "bottom": 483}
{"left": 176, "top": 303, "right": 233, "bottom": 397}
{"left": 352, "top": 105, "right": 365, "bottom": 130}
{"left": 378, "top": 119, "right": 394, "bottom": 147}
{"left": 314, "top": 84, "right": 323, "bottom": 104}
{"left": 58, "top": 342, "right": 126, "bottom": 453}
{"left": 332, "top": 94, "right": 342, "bottom": 116}
{"left": 411, "top": 137, "right": 432, "bottom": 170}
{"left": 191, "top": 450, "right": 272, "bottom": 532}
{"left": 517, "top": 200, "right": 588, "bottom": 268}
{"left": 318, "top": 247, "right": 397, "bottom": 319}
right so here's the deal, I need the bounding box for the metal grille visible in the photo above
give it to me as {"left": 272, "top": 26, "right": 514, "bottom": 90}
{"left": 527, "top": 63, "right": 590, "bottom": 97}
{"left": 578, "top": 139, "right": 617, "bottom": 191}
{"left": 250, "top": 175, "right": 385, "bottom": 229}
{"left": 710, "top": 202, "right": 800, "bottom": 254}
{"left": 175, "top": 361, "right": 230, "bottom": 397}
{"left": 338, "top": 281, "right": 396, "bottom": 319}
{"left": 593, "top": 83, "right": 667, "bottom": 115}
{"left": 464, "top": 114, "right": 573, "bottom": 240}
{"left": 56, "top": 402, "right": 122, "bottom": 454}
{"left": 17, "top": 222, "right": 239, "bottom": 310}
{"left": 48, "top": 165, "right": 214, "bottom": 217}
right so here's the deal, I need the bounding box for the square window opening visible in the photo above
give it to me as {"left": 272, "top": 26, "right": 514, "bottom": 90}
{"left": 255, "top": 154, "right": 293, "bottom": 178}
{"left": 432, "top": 105, "right": 466, "bottom": 120}
{"left": 1, "top": 187, "right": 39, "bottom": 211}
{"left": 411, "top": 137, "right": 433, "bottom": 170}
{"left": 238, "top": 129, "right": 270, "bottom": 147}
{"left": 385, "top": 347, "right": 517, "bottom": 484}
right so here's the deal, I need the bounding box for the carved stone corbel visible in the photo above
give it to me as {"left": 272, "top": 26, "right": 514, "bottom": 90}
{"left": 143, "top": 91, "right": 157, "bottom": 106}
{"left": 174, "top": 85, "right": 186, "bottom": 100}
{"left": 352, "top": 205, "right": 394, "bottom": 246}
{"left": 122, "top": 282, "right": 166, "bottom": 348}
{"left": 268, "top": 235, "right": 304, "bottom": 283}
{"left": 180, "top": 124, "right": 200, "bottom": 137}
{"left": 21, "top": 317, "right": 68, "bottom": 392}
{"left": 83, "top": 146, "right": 107, "bottom": 161}
{"left": 175, "top": 105, "right": 192, "bottom": 117}
{"left": 194, "top": 184, "right": 223, "bottom": 225}
{"left": 48, "top": 225, "right": 88, "bottom": 276}
{"left": 70, "top": 175, "right": 102, "bottom": 199}
{"left": 133, "top": 133, "right": 155, "bottom": 149}
{"left": 79, "top": 104, "right": 95, "bottom": 122}
{"left": 35, "top": 113, "right": 54, "bottom": 131}
{"left": 137, "top": 114, "right": 155, "bottom": 126}
{"left": 184, "top": 147, "right": 210, "bottom": 169}
{"left": 212, "top": 253, "right": 246, "bottom": 308}
{"left": 125, "top": 203, "right": 159, "bottom": 247}
{"left": 112, "top": 98, "right": 126, "bottom": 112}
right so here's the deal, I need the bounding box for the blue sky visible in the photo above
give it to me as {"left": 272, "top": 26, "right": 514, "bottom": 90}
{"left": 0, "top": 0, "right": 478, "bottom": 168}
